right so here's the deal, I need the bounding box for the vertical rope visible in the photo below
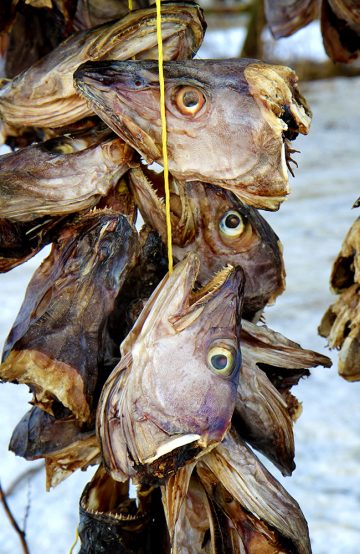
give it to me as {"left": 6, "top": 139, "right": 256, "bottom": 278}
{"left": 155, "top": 0, "right": 173, "bottom": 273}
{"left": 128, "top": 0, "right": 133, "bottom": 11}
{"left": 69, "top": 527, "right": 79, "bottom": 554}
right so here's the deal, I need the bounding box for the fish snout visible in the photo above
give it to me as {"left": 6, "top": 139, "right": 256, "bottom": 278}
{"left": 74, "top": 61, "right": 153, "bottom": 92}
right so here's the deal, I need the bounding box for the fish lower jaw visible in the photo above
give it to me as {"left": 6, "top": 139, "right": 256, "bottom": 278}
{"left": 142, "top": 434, "right": 201, "bottom": 464}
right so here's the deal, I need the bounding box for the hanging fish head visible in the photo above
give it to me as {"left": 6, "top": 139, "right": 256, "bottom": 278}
{"left": 129, "top": 167, "right": 285, "bottom": 319}
{"left": 97, "top": 253, "right": 244, "bottom": 483}
{"left": 74, "top": 58, "right": 311, "bottom": 210}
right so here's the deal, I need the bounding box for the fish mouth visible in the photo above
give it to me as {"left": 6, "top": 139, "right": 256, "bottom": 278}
{"left": 74, "top": 61, "right": 162, "bottom": 161}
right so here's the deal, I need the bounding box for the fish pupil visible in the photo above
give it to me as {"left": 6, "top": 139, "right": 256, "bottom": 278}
{"left": 211, "top": 354, "right": 228, "bottom": 370}
{"left": 225, "top": 214, "right": 240, "bottom": 228}
{"left": 183, "top": 91, "right": 199, "bottom": 107}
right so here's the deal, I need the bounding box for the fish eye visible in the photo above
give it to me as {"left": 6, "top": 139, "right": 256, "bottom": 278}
{"left": 207, "top": 344, "right": 238, "bottom": 377}
{"left": 219, "top": 210, "right": 245, "bottom": 238}
{"left": 174, "top": 86, "right": 205, "bottom": 116}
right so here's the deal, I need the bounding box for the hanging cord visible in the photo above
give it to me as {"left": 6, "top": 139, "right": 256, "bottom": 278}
{"left": 128, "top": 0, "right": 133, "bottom": 10}
{"left": 68, "top": 527, "right": 79, "bottom": 554}
{"left": 155, "top": 0, "right": 173, "bottom": 273}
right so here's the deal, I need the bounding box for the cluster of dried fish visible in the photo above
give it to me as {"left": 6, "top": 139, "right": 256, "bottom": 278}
{"left": 264, "top": 0, "right": 360, "bottom": 64}
{"left": 0, "top": 2, "right": 332, "bottom": 552}
{"left": 319, "top": 202, "right": 360, "bottom": 381}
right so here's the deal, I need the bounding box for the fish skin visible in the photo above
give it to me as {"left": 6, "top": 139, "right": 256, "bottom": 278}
{"left": 236, "top": 320, "right": 331, "bottom": 476}
{"left": 0, "top": 125, "right": 135, "bottom": 222}
{"left": 0, "top": 3, "right": 205, "bottom": 129}
{"left": 321, "top": 0, "right": 360, "bottom": 63}
{"left": 79, "top": 465, "right": 170, "bottom": 554}
{"left": 199, "top": 428, "right": 312, "bottom": 554}
{"left": 0, "top": 212, "right": 140, "bottom": 423}
{"left": 74, "top": 58, "right": 311, "bottom": 210}
{"left": 97, "top": 254, "right": 244, "bottom": 484}
{"left": 264, "top": 0, "right": 319, "bottom": 39}
{"left": 319, "top": 216, "right": 360, "bottom": 380}
{"left": 9, "top": 406, "right": 100, "bottom": 490}
{"left": 129, "top": 167, "right": 286, "bottom": 319}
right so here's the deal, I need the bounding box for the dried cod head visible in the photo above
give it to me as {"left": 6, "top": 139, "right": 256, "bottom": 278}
{"left": 319, "top": 216, "right": 360, "bottom": 380}
{"left": 75, "top": 58, "right": 311, "bottom": 211}
{"left": 97, "top": 254, "right": 244, "bottom": 483}
{"left": 129, "top": 166, "right": 286, "bottom": 319}
{"left": 0, "top": 212, "right": 140, "bottom": 422}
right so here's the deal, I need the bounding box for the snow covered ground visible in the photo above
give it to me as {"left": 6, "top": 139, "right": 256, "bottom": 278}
{"left": 1, "top": 19, "right": 360, "bottom": 554}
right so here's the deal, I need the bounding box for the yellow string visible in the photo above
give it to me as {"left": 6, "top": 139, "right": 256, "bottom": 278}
{"left": 155, "top": 0, "right": 173, "bottom": 274}
{"left": 69, "top": 527, "right": 79, "bottom": 554}
{"left": 128, "top": 0, "right": 133, "bottom": 10}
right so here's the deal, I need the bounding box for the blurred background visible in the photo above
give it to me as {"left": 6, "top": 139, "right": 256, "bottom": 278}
{"left": 0, "top": 1, "right": 360, "bottom": 552}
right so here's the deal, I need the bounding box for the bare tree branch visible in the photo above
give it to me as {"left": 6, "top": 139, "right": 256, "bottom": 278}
{"left": 0, "top": 481, "right": 30, "bottom": 554}
{"left": 5, "top": 463, "right": 43, "bottom": 497}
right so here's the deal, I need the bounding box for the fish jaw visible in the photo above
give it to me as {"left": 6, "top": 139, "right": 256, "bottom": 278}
{"left": 0, "top": 2, "right": 206, "bottom": 129}
{"left": 75, "top": 59, "right": 311, "bottom": 210}
{"left": 97, "top": 256, "right": 244, "bottom": 483}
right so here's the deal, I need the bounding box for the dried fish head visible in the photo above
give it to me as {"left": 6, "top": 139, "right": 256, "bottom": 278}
{"left": 0, "top": 2, "right": 205, "bottom": 129}
{"left": 264, "top": 0, "right": 319, "bottom": 39}
{"left": 79, "top": 465, "right": 169, "bottom": 553}
{"left": 198, "top": 428, "right": 312, "bottom": 554}
{"left": 0, "top": 125, "right": 134, "bottom": 222}
{"left": 0, "top": 212, "right": 140, "bottom": 422}
{"left": 129, "top": 167, "right": 286, "bottom": 319}
{"left": 319, "top": 217, "right": 360, "bottom": 380}
{"left": 321, "top": 0, "right": 360, "bottom": 63}
{"left": 9, "top": 406, "right": 100, "bottom": 489}
{"left": 75, "top": 58, "right": 311, "bottom": 210}
{"left": 97, "top": 254, "right": 244, "bottom": 483}
{"left": 237, "top": 320, "right": 332, "bottom": 476}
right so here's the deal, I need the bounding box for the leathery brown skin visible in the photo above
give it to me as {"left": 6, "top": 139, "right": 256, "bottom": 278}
{"left": 321, "top": 0, "right": 360, "bottom": 63}
{"left": 319, "top": 216, "right": 360, "bottom": 380}
{"left": 0, "top": 170, "right": 137, "bottom": 274}
{"left": 238, "top": 320, "right": 332, "bottom": 476}
{"left": 78, "top": 465, "right": 170, "bottom": 553}
{"left": 162, "top": 428, "right": 311, "bottom": 554}
{"left": 128, "top": 166, "right": 286, "bottom": 320}
{"left": 264, "top": 0, "right": 319, "bottom": 39}
{"left": 97, "top": 253, "right": 244, "bottom": 484}
{"left": 9, "top": 406, "right": 100, "bottom": 490}
{"left": 74, "top": 58, "right": 311, "bottom": 211}
{"left": 0, "top": 3, "right": 206, "bottom": 130}
{"left": 0, "top": 211, "right": 140, "bottom": 423}
{"left": 0, "top": 125, "right": 135, "bottom": 222}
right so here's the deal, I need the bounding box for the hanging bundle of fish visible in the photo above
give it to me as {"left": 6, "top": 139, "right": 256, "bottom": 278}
{"left": 319, "top": 200, "right": 360, "bottom": 382}
{"left": 264, "top": 0, "right": 360, "bottom": 64}
{"left": 0, "top": 2, "right": 332, "bottom": 552}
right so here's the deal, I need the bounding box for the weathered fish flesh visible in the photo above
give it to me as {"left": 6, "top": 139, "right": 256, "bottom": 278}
{"left": 238, "top": 320, "right": 332, "bottom": 475}
{"left": 0, "top": 3, "right": 205, "bottom": 130}
{"left": 0, "top": 212, "right": 140, "bottom": 422}
{"left": 74, "top": 0, "right": 150, "bottom": 30}
{"left": 264, "top": 0, "right": 319, "bottom": 39}
{"left": 98, "top": 254, "right": 244, "bottom": 483}
{"left": 162, "top": 427, "right": 311, "bottom": 553}
{"left": 129, "top": 166, "right": 285, "bottom": 319}
{"left": 198, "top": 428, "right": 311, "bottom": 554}
{"left": 0, "top": 216, "right": 66, "bottom": 273}
{"left": 319, "top": 216, "right": 360, "bottom": 380}
{"left": 321, "top": 0, "right": 360, "bottom": 63}
{"left": 0, "top": 169, "right": 136, "bottom": 273}
{"left": 9, "top": 406, "right": 99, "bottom": 489}
{"left": 0, "top": 125, "right": 135, "bottom": 222}
{"left": 74, "top": 58, "right": 311, "bottom": 210}
{"left": 3, "top": 0, "right": 77, "bottom": 79}
{"left": 79, "top": 465, "right": 169, "bottom": 553}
